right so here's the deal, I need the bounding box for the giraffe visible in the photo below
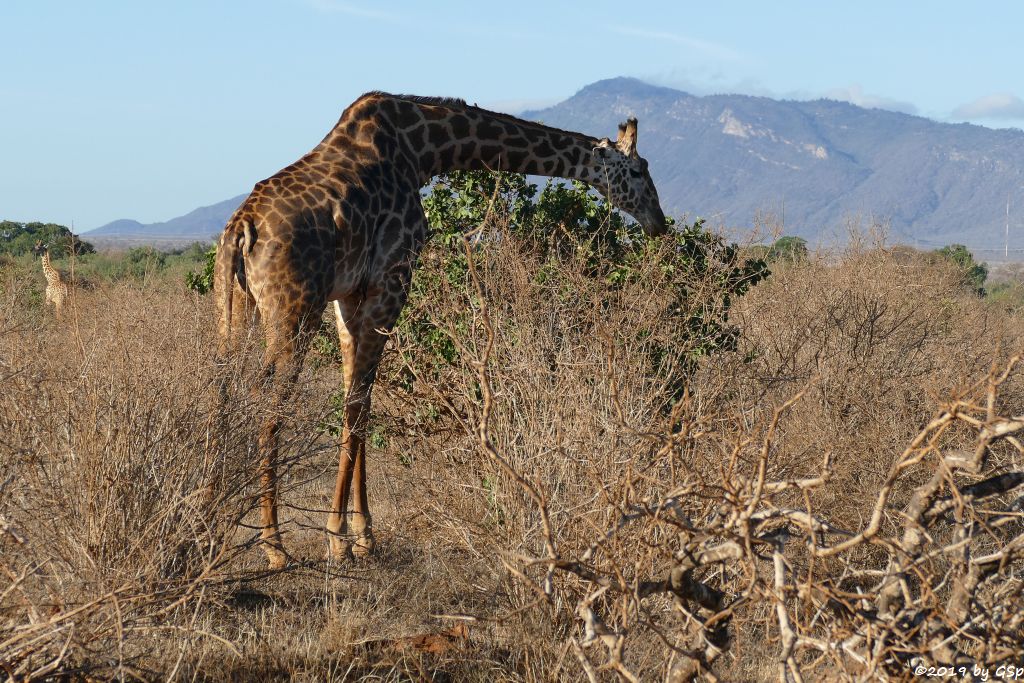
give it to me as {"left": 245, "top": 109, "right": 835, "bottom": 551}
{"left": 214, "top": 92, "right": 667, "bottom": 569}
{"left": 32, "top": 241, "right": 69, "bottom": 319}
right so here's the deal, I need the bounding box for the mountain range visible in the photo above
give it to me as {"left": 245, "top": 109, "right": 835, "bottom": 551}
{"left": 86, "top": 194, "right": 247, "bottom": 243}
{"left": 87, "top": 78, "right": 1024, "bottom": 250}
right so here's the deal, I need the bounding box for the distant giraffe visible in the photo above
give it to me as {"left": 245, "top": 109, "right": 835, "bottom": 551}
{"left": 32, "top": 241, "right": 69, "bottom": 318}
{"left": 214, "top": 92, "right": 667, "bottom": 568}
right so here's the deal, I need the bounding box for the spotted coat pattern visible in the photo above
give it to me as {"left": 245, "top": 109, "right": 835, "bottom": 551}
{"left": 214, "top": 92, "right": 667, "bottom": 568}
{"left": 33, "top": 242, "right": 69, "bottom": 319}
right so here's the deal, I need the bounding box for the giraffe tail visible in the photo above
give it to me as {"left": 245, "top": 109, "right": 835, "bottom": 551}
{"left": 214, "top": 218, "right": 255, "bottom": 353}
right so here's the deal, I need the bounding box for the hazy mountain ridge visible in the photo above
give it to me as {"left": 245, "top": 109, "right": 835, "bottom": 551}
{"left": 87, "top": 194, "right": 247, "bottom": 242}
{"left": 88, "top": 78, "right": 1024, "bottom": 250}
{"left": 527, "top": 78, "right": 1024, "bottom": 248}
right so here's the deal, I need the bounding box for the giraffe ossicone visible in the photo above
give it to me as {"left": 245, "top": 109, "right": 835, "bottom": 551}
{"left": 213, "top": 92, "right": 667, "bottom": 568}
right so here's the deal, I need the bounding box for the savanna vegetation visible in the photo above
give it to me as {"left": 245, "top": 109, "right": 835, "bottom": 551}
{"left": 2, "top": 175, "right": 1024, "bottom": 681}
{"left": 1, "top": 221, "right": 214, "bottom": 290}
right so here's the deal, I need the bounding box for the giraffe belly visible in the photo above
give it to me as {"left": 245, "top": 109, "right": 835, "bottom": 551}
{"left": 327, "top": 266, "right": 368, "bottom": 301}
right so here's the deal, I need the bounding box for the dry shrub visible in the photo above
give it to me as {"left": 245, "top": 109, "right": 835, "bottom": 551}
{"left": 1, "top": 218, "right": 1022, "bottom": 681}
{"left": 0, "top": 273, "right": 329, "bottom": 679}
{"left": 379, "top": 226, "right": 1024, "bottom": 681}
{"left": 734, "top": 243, "right": 1023, "bottom": 522}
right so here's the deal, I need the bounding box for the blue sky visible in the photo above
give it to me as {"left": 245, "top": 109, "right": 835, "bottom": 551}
{"left": 4, "top": 0, "right": 1024, "bottom": 230}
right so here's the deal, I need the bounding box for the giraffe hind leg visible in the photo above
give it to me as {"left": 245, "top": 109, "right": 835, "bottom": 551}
{"left": 204, "top": 282, "right": 261, "bottom": 544}
{"left": 256, "top": 357, "right": 290, "bottom": 570}
{"left": 255, "top": 306, "right": 317, "bottom": 569}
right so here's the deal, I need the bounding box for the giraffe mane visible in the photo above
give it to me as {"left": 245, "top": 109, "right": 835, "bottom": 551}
{"left": 359, "top": 91, "right": 602, "bottom": 144}
{"left": 366, "top": 91, "right": 468, "bottom": 108}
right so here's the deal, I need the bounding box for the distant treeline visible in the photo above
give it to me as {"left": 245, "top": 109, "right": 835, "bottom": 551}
{"left": 0, "top": 221, "right": 94, "bottom": 257}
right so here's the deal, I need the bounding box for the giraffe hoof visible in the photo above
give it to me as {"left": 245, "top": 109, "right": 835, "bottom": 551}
{"left": 263, "top": 542, "right": 288, "bottom": 570}
{"left": 266, "top": 551, "right": 288, "bottom": 571}
{"left": 328, "top": 535, "right": 351, "bottom": 561}
{"left": 351, "top": 532, "right": 375, "bottom": 558}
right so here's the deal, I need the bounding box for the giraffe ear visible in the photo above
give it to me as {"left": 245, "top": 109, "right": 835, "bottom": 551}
{"left": 616, "top": 117, "right": 638, "bottom": 158}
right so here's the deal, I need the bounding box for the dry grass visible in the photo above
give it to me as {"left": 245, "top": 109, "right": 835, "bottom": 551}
{"left": 1, "top": 225, "right": 1023, "bottom": 681}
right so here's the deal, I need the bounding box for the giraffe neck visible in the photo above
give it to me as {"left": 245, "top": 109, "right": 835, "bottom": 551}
{"left": 41, "top": 253, "right": 60, "bottom": 282}
{"left": 418, "top": 104, "right": 598, "bottom": 183}
{"left": 345, "top": 95, "right": 606, "bottom": 187}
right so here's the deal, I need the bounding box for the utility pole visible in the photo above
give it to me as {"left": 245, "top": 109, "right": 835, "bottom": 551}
{"left": 1006, "top": 195, "right": 1010, "bottom": 260}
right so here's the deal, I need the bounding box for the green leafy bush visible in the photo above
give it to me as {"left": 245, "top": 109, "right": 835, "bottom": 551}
{"left": 401, "top": 170, "right": 768, "bottom": 396}
{"left": 768, "top": 235, "right": 808, "bottom": 262}
{"left": 987, "top": 280, "right": 1024, "bottom": 313}
{"left": 185, "top": 245, "right": 217, "bottom": 294}
{"left": 933, "top": 243, "right": 987, "bottom": 295}
{"left": 745, "top": 236, "right": 809, "bottom": 264}
{"left": 114, "top": 247, "right": 167, "bottom": 279}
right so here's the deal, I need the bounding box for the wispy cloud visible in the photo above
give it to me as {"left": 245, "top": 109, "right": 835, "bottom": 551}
{"left": 824, "top": 84, "right": 918, "bottom": 115}
{"left": 303, "top": 1, "right": 530, "bottom": 38}
{"left": 613, "top": 27, "right": 743, "bottom": 63}
{"left": 951, "top": 93, "right": 1024, "bottom": 120}
{"left": 305, "top": 0, "right": 402, "bottom": 22}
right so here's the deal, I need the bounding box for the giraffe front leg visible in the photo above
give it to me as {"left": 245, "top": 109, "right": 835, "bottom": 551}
{"left": 346, "top": 331, "right": 389, "bottom": 558}
{"left": 326, "top": 424, "right": 373, "bottom": 559}
{"left": 326, "top": 393, "right": 374, "bottom": 558}
{"left": 348, "top": 400, "right": 374, "bottom": 558}
{"left": 326, "top": 431, "right": 356, "bottom": 560}
{"left": 327, "top": 300, "right": 357, "bottom": 560}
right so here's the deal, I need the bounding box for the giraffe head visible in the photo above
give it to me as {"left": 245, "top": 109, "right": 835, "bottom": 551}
{"left": 590, "top": 118, "right": 667, "bottom": 236}
{"left": 32, "top": 240, "right": 48, "bottom": 256}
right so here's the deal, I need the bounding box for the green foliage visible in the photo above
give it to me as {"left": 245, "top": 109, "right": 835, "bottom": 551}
{"left": 0, "top": 220, "right": 94, "bottom": 257}
{"left": 171, "top": 241, "right": 214, "bottom": 261}
{"left": 768, "top": 236, "right": 808, "bottom": 263}
{"left": 369, "top": 425, "right": 389, "bottom": 451}
{"left": 422, "top": 171, "right": 635, "bottom": 259}
{"left": 404, "top": 170, "right": 768, "bottom": 392}
{"left": 320, "top": 389, "right": 348, "bottom": 437}
{"left": 987, "top": 280, "right": 1024, "bottom": 313}
{"left": 744, "top": 244, "right": 771, "bottom": 262}
{"left": 75, "top": 246, "right": 175, "bottom": 281}
{"left": 185, "top": 245, "right": 217, "bottom": 294}
{"left": 0, "top": 231, "right": 218, "bottom": 288}
{"left": 118, "top": 247, "right": 167, "bottom": 279}
{"left": 933, "top": 244, "right": 987, "bottom": 295}
{"left": 745, "top": 236, "right": 808, "bottom": 265}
